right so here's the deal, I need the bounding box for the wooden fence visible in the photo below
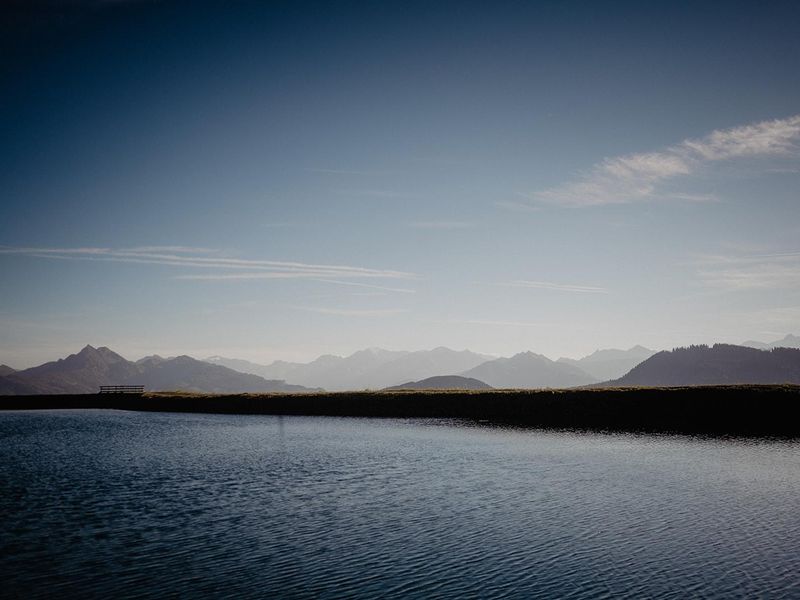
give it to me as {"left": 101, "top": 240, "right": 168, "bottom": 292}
{"left": 99, "top": 385, "right": 144, "bottom": 394}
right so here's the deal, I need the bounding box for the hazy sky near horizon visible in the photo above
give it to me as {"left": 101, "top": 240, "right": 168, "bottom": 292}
{"left": 2, "top": 0, "right": 800, "bottom": 368}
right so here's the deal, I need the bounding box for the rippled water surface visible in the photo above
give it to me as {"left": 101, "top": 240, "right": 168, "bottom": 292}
{"left": 1, "top": 410, "right": 799, "bottom": 598}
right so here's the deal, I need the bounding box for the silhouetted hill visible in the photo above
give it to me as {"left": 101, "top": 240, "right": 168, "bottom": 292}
{"left": 0, "top": 376, "right": 39, "bottom": 395}
{"left": 558, "top": 345, "right": 655, "bottom": 381}
{"left": 384, "top": 375, "right": 493, "bottom": 391}
{"left": 462, "top": 351, "right": 596, "bottom": 388}
{"left": 0, "top": 365, "right": 16, "bottom": 377}
{"left": 608, "top": 344, "right": 800, "bottom": 386}
{"left": 0, "top": 346, "right": 316, "bottom": 395}
{"left": 741, "top": 334, "right": 800, "bottom": 350}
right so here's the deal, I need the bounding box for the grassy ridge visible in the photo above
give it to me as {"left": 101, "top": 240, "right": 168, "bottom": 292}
{"left": 2, "top": 385, "right": 799, "bottom": 436}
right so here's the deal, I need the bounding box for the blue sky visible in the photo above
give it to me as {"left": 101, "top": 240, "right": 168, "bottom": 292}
{"left": 1, "top": 0, "right": 799, "bottom": 367}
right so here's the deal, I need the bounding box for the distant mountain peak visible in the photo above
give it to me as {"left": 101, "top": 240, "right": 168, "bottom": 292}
{"left": 741, "top": 333, "right": 800, "bottom": 350}
{"left": 513, "top": 350, "right": 548, "bottom": 361}
{"left": 351, "top": 347, "right": 392, "bottom": 357}
{"left": 136, "top": 355, "right": 167, "bottom": 365}
{"left": 462, "top": 351, "right": 596, "bottom": 388}
{"left": 64, "top": 344, "right": 127, "bottom": 367}
{"left": 556, "top": 345, "right": 656, "bottom": 381}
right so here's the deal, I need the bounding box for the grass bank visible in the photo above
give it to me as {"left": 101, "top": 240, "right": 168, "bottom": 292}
{"left": 2, "top": 385, "right": 799, "bottom": 436}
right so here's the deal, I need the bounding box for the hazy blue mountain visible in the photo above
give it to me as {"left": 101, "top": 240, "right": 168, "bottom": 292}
{"left": 208, "top": 347, "right": 493, "bottom": 391}
{"left": 258, "top": 359, "right": 305, "bottom": 380}
{"left": 0, "top": 365, "right": 17, "bottom": 377}
{"left": 279, "top": 348, "right": 409, "bottom": 390}
{"left": 203, "top": 356, "right": 303, "bottom": 381}
{"left": 384, "top": 375, "right": 493, "bottom": 391}
{"left": 557, "top": 345, "right": 655, "bottom": 381}
{"left": 136, "top": 355, "right": 171, "bottom": 366}
{"left": 608, "top": 344, "right": 800, "bottom": 386}
{"left": 462, "top": 351, "right": 597, "bottom": 388}
{"left": 355, "top": 347, "right": 493, "bottom": 389}
{"left": 0, "top": 345, "right": 315, "bottom": 395}
{"left": 741, "top": 334, "right": 800, "bottom": 350}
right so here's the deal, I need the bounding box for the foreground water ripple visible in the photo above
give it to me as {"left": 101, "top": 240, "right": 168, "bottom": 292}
{"left": 1, "top": 410, "right": 799, "bottom": 598}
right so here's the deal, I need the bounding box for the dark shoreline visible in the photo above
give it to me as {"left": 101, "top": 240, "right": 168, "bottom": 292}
{"left": 2, "top": 385, "right": 799, "bottom": 437}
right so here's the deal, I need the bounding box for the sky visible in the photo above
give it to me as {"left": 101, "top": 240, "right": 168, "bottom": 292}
{"left": 1, "top": 0, "right": 799, "bottom": 368}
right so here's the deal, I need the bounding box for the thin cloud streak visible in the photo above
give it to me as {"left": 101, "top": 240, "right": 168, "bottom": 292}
{"left": 493, "top": 200, "right": 542, "bottom": 213}
{"left": 313, "top": 279, "right": 416, "bottom": 294}
{"left": 291, "top": 306, "right": 410, "bottom": 317}
{"left": 337, "top": 189, "right": 420, "bottom": 199}
{"left": 125, "top": 246, "right": 218, "bottom": 254}
{"left": 461, "top": 319, "right": 544, "bottom": 328}
{"left": 693, "top": 251, "right": 800, "bottom": 290}
{"left": 527, "top": 114, "right": 800, "bottom": 207}
{"left": 176, "top": 273, "right": 351, "bottom": 281}
{"left": 409, "top": 221, "right": 475, "bottom": 230}
{"left": 499, "top": 280, "right": 609, "bottom": 294}
{"left": 306, "top": 168, "right": 393, "bottom": 175}
{"left": 0, "top": 246, "right": 416, "bottom": 280}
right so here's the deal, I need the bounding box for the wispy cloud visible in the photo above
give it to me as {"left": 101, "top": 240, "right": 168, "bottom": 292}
{"left": 409, "top": 221, "right": 475, "bottom": 230}
{"left": 177, "top": 273, "right": 337, "bottom": 281}
{"left": 263, "top": 222, "right": 306, "bottom": 229}
{"left": 459, "top": 319, "right": 544, "bottom": 328}
{"left": 693, "top": 251, "right": 800, "bottom": 290}
{"left": 746, "top": 305, "right": 800, "bottom": 325}
{"left": 125, "top": 245, "right": 218, "bottom": 254}
{"left": 291, "top": 306, "right": 410, "bottom": 317}
{"left": 337, "top": 189, "right": 420, "bottom": 199}
{"left": 493, "top": 200, "right": 542, "bottom": 213}
{"left": 306, "top": 168, "right": 393, "bottom": 175}
{"left": 313, "top": 279, "right": 416, "bottom": 294}
{"left": 0, "top": 246, "right": 416, "bottom": 280}
{"left": 497, "top": 280, "right": 609, "bottom": 294}
{"left": 526, "top": 114, "right": 800, "bottom": 207}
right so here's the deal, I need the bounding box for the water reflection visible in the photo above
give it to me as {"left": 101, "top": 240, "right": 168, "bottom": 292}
{"left": 1, "top": 410, "right": 798, "bottom": 598}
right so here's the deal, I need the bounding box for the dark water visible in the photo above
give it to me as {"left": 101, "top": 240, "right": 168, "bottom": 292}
{"left": 1, "top": 411, "right": 799, "bottom": 599}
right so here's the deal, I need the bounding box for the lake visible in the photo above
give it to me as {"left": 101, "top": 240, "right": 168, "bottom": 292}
{"left": 1, "top": 410, "right": 798, "bottom": 598}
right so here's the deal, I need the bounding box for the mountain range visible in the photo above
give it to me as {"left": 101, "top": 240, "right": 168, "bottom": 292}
{"left": 741, "top": 334, "right": 800, "bottom": 351}
{"left": 198, "top": 336, "right": 800, "bottom": 389}
{"left": 461, "top": 351, "right": 597, "bottom": 388}
{"left": 3, "top": 335, "right": 799, "bottom": 395}
{"left": 206, "top": 347, "right": 494, "bottom": 391}
{"left": 205, "top": 346, "right": 658, "bottom": 390}
{"left": 0, "top": 346, "right": 314, "bottom": 395}
{"left": 557, "top": 345, "right": 655, "bottom": 381}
